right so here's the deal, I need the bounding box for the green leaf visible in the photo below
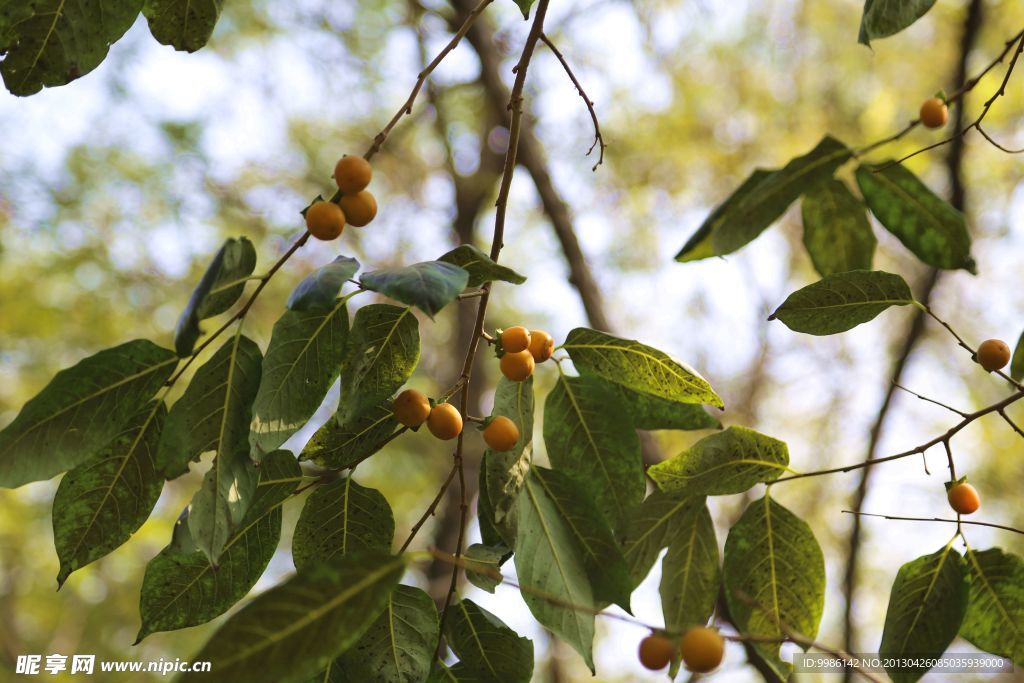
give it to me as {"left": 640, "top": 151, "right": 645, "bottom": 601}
{"left": 856, "top": 164, "right": 975, "bottom": 272}
{"left": 335, "top": 304, "right": 419, "bottom": 426}
{"left": 464, "top": 544, "right": 509, "bottom": 594}
{"left": 0, "top": 339, "right": 177, "bottom": 488}
{"left": 174, "top": 237, "right": 258, "bottom": 357}
{"left": 447, "top": 599, "right": 534, "bottom": 683}
{"left": 250, "top": 299, "right": 351, "bottom": 456}
{"left": 438, "top": 244, "right": 527, "bottom": 288}
{"left": 478, "top": 457, "right": 514, "bottom": 548}
{"left": 53, "top": 401, "right": 166, "bottom": 587}
{"left": 961, "top": 548, "right": 1024, "bottom": 665}
{"left": 186, "top": 446, "right": 257, "bottom": 564}
{"left": 164, "top": 333, "right": 263, "bottom": 563}
{"left": 300, "top": 401, "right": 399, "bottom": 470}
{"left": 801, "top": 178, "right": 876, "bottom": 277}
{"left": 622, "top": 491, "right": 708, "bottom": 585}
{"left": 532, "top": 466, "right": 634, "bottom": 611}
{"left": 660, "top": 500, "right": 719, "bottom": 633}
{"left": 288, "top": 256, "right": 360, "bottom": 313}
{"left": 292, "top": 476, "right": 395, "bottom": 571}
{"left": 178, "top": 551, "right": 404, "bottom": 683}
{"left": 512, "top": 0, "right": 536, "bottom": 20}
{"left": 360, "top": 261, "right": 469, "bottom": 318}
{"left": 514, "top": 472, "right": 596, "bottom": 672}
{"left": 143, "top": 0, "right": 224, "bottom": 53}
{"left": 676, "top": 136, "right": 852, "bottom": 261}
{"left": 723, "top": 495, "right": 825, "bottom": 680}
{"left": 484, "top": 376, "right": 535, "bottom": 524}
{"left": 157, "top": 333, "right": 263, "bottom": 478}
{"left": 563, "top": 327, "right": 723, "bottom": 408}
{"left": 859, "top": 0, "right": 937, "bottom": 46}
{"left": 648, "top": 426, "right": 790, "bottom": 495}
{"left": 0, "top": 0, "right": 143, "bottom": 96}
{"left": 768, "top": 270, "right": 914, "bottom": 335}
{"left": 136, "top": 450, "right": 301, "bottom": 641}
{"left": 603, "top": 381, "right": 721, "bottom": 431}
{"left": 1011, "top": 331, "right": 1024, "bottom": 382}
{"left": 880, "top": 545, "right": 968, "bottom": 683}
{"left": 543, "top": 374, "right": 644, "bottom": 534}
{"left": 332, "top": 585, "right": 439, "bottom": 683}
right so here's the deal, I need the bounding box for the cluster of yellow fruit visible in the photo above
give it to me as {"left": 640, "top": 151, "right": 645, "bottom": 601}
{"left": 639, "top": 626, "right": 724, "bottom": 673}
{"left": 305, "top": 155, "right": 379, "bottom": 240}
{"left": 497, "top": 326, "right": 554, "bottom": 382}
{"left": 392, "top": 389, "right": 521, "bottom": 450}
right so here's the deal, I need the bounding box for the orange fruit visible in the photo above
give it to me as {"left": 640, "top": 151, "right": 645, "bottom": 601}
{"left": 393, "top": 389, "right": 431, "bottom": 428}
{"left": 528, "top": 329, "right": 554, "bottom": 363}
{"left": 305, "top": 200, "right": 346, "bottom": 241}
{"left": 919, "top": 97, "right": 948, "bottom": 129}
{"left": 339, "top": 191, "right": 377, "bottom": 227}
{"left": 948, "top": 482, "right": 980, "bottom": 515}
{"left": 427, "top": 403, "right": 463, "bottom": 440}
{"left": 680, "top": 626, "right": 724, "bottom": 673}
{"left": 501, "top": 326, "right": 531, "bottom": 353}
{"left": 334, "top": 155, "right": 372, "bottom": 194}
{"left": 483, "top": 416, "right": 520, "bottom": 451}
{"left": 638, "top": 634, "right": 674, "bottom": 671}
{"left": 500, "top": 350, "right": 534, "bottom": 382}
{"left": 977, "top": 339, "right": 1011, "bottom": 372}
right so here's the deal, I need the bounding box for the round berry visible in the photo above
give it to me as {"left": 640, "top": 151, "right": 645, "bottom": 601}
{"left": 393, "top": 389, "right": 431, "bottom": 428}
{"left": 483, "top": 416, "right": 520, "bottom": 451}
{"left": 500, "top": 350, "right": 535, "bottom": 382}
{"left": 334, "top": 155, "right": 372, "bottom": 194}
{"left": 427, "top": 403, "right": 463, "bottom": 440}
{"left": 305, "top": 200, "right": 346, "bottom": 241}
{"left": 339, "top": 190, "right": 377, "bottom": 227}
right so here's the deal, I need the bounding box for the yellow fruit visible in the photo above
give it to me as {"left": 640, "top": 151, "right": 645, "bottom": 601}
{"left": 948, "top": 482, "right": 980, "bottom": 515}
{"left": 919, "top": 97, "right": 948, "bottom": 128}
{"left": 680, "top": 626, "right": 724, "bottom": 673}
{"left": 501, "top": 326, "right": 531, "bottom": 353}
{"left": 500, "top": 350, "right": 535, "bottom": 382}
{"left": 528, "top": 329, "right": 554, "bottom": 363}
{"left": 393, "top": 389, "right": 431, "bottom": 427}
{"left": 638, "top": 634, "right": 674, "bottom": 671}
{"left": 977, "top": 339, "right": 1011, "bottom": 372}
{"left": 483, "top": 416, "right": 519, "bottom": 451}
{"left": 339, "top": 191, "right": 378, "bottom": 227}
{"left": 334, "top": 155, "right": 372, "bottom": 194}
{"left": 305, "top": 200, "right": 346, "bottom": 241}
{"left": 427, "top": 403, "right": 463, "bottom": 440}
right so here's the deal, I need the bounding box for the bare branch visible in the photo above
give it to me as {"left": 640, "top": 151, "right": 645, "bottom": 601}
{"left": 539, "top": 32, "right": 606, "bottom": 170}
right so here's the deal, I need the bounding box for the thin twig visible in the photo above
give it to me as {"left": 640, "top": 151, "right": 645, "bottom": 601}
{"left": 362, "top": 0, "right": 494, "bottom": 163}
{"left": 856, "top": 27, "right": 1024, "bottom": 158}
{"left": 399, "top": 461, "right": 460, "bottom": 553}
{"left": 922, "top": 305, "right": 1024, "bottom": 391}
{"left": 842, "top": 510, "right": 1024, "bottom": 536}
{"left": 772, "top": 388, "right": 1024, "bottom": 484}
{"left": 892, "top": 381, "right": 967, "bottom": 417}
{"left": 873, "top": 29, "right": 1024, "bottom": 169}
{"left": 539, "top": 32, "right": 606, "bottom": 170}
{"left": 997, "top": 408, "right": 1024, "bottom": 438}
{"left": 435, "top": 0, "right": 553, "bottom": 656}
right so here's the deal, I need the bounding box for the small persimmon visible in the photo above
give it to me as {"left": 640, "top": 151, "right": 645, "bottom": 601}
{"left": 427, "top": 403, "right": 463, "bottom": 440}
{"left": 919, "top": 97, "right": 948, "bottom": 129}
{"left": 638, "top": 634, "right": 674, "bottom": 671}
{"left": 339, "top": 191, "right": 377, "bottom": 227}
{"left": 500, "top": 350, "right": 535, "bottom": 382}
{"left": 483, "top": 416, "right": 519, "bottom": 451}
{"left": 393, "top": 389, "right": 431, "bottom": 428}
{"left": 977, "top": 339, "right": 1011, "bottom": 372}
{"left": 680, "top": 626, "right": 724, "bottom": 673}
{"left": 500, "top": 326, "right": 531, "bottom": 353}
{"left": 305, "top": 200, "right": 346, "bottom": 241}
{"left": 334, "top": 155, "right": 372, "bottom": 194}
{"left": 528, "top": 329, "right": 554, "bottom": 363}
{"left": 948, "top": 482, "right": 980, "bottom": 515}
